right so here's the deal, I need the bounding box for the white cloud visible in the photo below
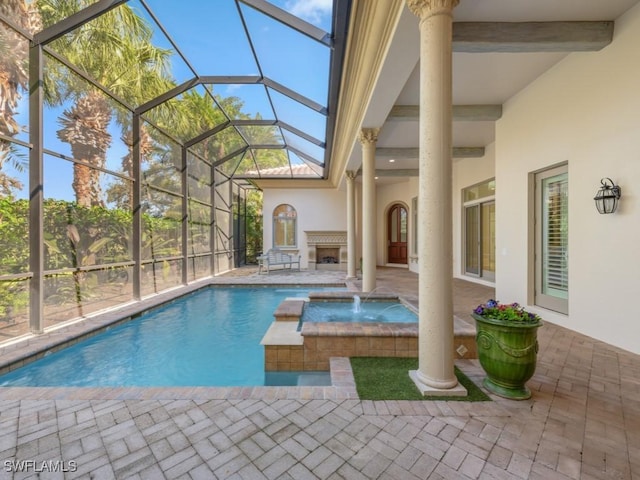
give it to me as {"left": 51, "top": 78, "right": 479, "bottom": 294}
{"left": 285, "top": 0, "right": 332, "bottom": 26}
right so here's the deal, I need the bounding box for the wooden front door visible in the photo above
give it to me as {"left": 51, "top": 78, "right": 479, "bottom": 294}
{"left": 387, "top": 204, "right": 408, "bottom": 264}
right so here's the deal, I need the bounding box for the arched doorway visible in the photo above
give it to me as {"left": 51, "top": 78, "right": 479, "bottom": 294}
{"left": 387, "top": 203, "right": 408, "bottom": 264}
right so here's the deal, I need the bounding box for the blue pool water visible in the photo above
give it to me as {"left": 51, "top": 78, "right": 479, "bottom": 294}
{"left": 301, "top": 301, "right": 417, "bottom": 323}
{"left": 0, "top": 287, "right": 338, "bottom": 387}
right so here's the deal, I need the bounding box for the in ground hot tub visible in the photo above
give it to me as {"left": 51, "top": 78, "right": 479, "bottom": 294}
{"left": 301, "top": 295, "right": 417, "bottom": 324}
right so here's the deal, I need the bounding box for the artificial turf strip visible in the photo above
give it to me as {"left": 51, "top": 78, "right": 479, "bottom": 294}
{"left": 349, "top": 357, "right": 491, "bottom": 401}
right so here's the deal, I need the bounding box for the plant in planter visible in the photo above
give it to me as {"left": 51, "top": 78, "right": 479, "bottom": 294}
{"left": 472, "top": 299, "right": 543, "bottom": 400}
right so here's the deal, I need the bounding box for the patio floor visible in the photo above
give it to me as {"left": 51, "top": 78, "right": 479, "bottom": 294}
{"left": 0, "top": 267, "right": 638, "bottom": 479}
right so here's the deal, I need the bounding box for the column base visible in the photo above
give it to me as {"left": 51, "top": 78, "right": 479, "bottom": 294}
{"left": 409, "top": 370, "right": 468, "bottom": 397}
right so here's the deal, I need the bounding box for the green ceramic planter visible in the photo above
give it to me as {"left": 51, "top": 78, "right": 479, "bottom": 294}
{"left": 472, "top": 313, "right": 542, "bottom": 400}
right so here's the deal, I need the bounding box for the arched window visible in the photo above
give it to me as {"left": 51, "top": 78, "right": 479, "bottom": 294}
{"left": 273, "top": 204, "right": 297, "bottom": 248}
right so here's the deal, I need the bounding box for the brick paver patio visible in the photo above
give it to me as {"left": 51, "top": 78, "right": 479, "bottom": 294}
{"left": 0, "top": 267, "right": 638, "bottom": 479}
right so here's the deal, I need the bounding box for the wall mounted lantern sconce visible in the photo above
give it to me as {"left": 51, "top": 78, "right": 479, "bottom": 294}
{"left": 593, "top": 178, "right": 621, "bottom": 214}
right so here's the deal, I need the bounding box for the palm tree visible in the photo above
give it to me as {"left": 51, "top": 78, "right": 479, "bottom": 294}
{"left": 56, "top": 90, "right": 113, "bottom": 206}
{"left": 38, "top": 0, "right": 173, "bottom": 207}
{"left": 0, "top": 1, "right": 41, "bottom": 195}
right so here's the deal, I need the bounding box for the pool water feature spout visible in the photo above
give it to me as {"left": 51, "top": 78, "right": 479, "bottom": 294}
{"left": 353, "top": 295, "right": 361, "bottom": 313}
{"left": 379, "top": 303, "right": 408, "bottom": 315}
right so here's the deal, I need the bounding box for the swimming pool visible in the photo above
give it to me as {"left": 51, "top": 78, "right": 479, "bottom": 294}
{"left": 0, "top": 287, "right": 338, "bottom": 387}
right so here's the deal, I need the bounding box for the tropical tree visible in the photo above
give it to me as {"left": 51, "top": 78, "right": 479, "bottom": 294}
{"left": 0, "top": 1, "right": 41, "bottom": 195}
{"left": 38, "top": 0, "right": 174, "bottom": 207}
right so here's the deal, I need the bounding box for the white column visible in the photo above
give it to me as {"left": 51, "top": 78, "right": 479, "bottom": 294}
{"left": 358, "top": 128, "right": 379, "bottom": 293}
{"left": 346, "top": 170, "right": 357, "bottom": 279}
{"left": 408, "top": 0, "right": 466, "bottom": 396}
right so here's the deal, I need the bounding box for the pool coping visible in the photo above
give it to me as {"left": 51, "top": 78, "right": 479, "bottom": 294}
{"left": 0, "top": 357, "right": 359, "bottom": 401}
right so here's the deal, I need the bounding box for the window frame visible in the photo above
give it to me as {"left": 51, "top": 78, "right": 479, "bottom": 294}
{"left": 462, "top": 178, "right": 496, "bottom": 281}
{"left": 534, "top": 164, "right": 568, "bottom": 314}
{"left": 272, "top": 204, "right": 297, "bottom": 248}
{"left": 411, "top": 197, "right": 418, "bottom": 255}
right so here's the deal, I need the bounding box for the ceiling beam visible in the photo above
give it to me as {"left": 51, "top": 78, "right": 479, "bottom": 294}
{"left": 375, "top": 169, "right": 418, "bottom": 177}
{"left": 453, "top": 21, "right": 614, "bottom": 53}
{"left": 376, "top": 147, "right": 485, "bottom": 159}
{"left": 453, "top": 147, "right": 486, "bottom": 158}
{"left": 388, "top": 105, "right": 502, "bottom": 122}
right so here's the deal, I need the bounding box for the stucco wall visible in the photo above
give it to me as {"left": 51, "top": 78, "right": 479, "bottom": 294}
{"left": 262, "top": 189, "right": 348, "bottom": 269}
{"left": 495, "top": 3, "right": 640, "bottom": 353}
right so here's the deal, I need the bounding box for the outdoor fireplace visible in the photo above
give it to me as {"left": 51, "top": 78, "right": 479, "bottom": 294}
{"left": 317, "top": 247, "right": 340, "bottom": 264}
{"left": 305, "top": 231, "right": 347, "bottom": 271}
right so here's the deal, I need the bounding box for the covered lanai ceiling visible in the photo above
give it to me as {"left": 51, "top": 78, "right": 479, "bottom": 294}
{"left": 331, "top": 0, "right": 640, "bottom": 188}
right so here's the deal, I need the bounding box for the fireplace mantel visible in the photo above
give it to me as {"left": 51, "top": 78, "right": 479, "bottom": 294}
{"left": 305, "top": 231, "right": 347, "bottom": 245}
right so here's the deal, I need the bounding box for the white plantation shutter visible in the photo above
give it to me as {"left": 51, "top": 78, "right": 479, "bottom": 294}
{"left": 543, "top": 174, "right": 568, "bottom": 293}
{"left": 536, "top": 166, "right": 568, "bottom": 314}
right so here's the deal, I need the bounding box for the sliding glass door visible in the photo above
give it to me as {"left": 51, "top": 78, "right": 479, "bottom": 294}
{"left": 463, "top": 179, "right": 495, "bottom": 281}
{"left": 464, "top": 202, "right": 495, "bottom": 280}
{"left": 465, "top": 205, "right": 480, "bottom": 276}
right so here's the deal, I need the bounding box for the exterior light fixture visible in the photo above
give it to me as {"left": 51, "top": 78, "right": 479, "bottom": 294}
{"left": 593, "top": 178, "right": 621, "bottom": 214}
